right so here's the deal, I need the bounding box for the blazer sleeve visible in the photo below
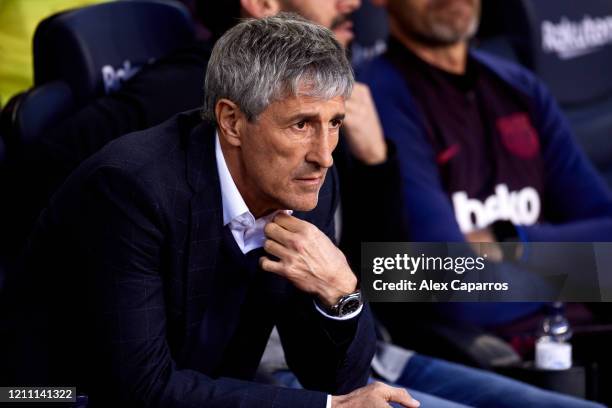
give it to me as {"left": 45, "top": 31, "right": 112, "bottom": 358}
{"left": 78, "top": 166, "right": 327, "bottom": 408}
{"left": 277, "top": 297, "right": 376, "bottom": 395}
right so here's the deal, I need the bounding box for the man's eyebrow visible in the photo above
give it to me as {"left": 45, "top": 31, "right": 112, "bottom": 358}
{"left": 285, "top": 112, "right": 346, "bottom": 122}
{"left": 285, "top": 113, "right": 320, "bottom": 122}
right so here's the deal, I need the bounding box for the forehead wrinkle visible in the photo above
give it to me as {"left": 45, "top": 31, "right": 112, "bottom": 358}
{"left": 267, "top": 95, "right": 345, "bottom": 125}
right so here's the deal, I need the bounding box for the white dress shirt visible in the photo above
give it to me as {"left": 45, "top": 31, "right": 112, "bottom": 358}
{"left": 215, "top": 134, "right": 361, "bottom": 407}
{"left": 215, "top": 133, "right": 288, "bottom": 254}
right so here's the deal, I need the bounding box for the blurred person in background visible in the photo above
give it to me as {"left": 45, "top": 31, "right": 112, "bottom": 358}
{"left": 360, "top": 0, "right": 612, "bottom": 402}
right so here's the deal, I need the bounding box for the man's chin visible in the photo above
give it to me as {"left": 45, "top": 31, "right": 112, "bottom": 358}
{"left": 425, "top": 19, "right": 477, "bottom": 45}
{"left": 282, "top": 194, "right": 319, "bottom": 212}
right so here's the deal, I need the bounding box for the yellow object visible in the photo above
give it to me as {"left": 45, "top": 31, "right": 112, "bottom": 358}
{"left": 0, "top": 0, "right": 108, "bottom": 106}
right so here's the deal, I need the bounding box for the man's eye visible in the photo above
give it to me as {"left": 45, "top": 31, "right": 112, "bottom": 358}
{"left": 295, "top": 121, "right": 307, "bottom": 130}
{"left": 330, "top": 119, "right": 343, "bottom": 128}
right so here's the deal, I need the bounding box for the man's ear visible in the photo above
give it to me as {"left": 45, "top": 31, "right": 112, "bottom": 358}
{"left": 215, "top": 98, "right": 244, "bottom": 147}
{"left": 240, "top": 0, "right": 282, "bottom": 18}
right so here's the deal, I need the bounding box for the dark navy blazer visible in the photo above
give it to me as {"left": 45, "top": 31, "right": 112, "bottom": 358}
{"left": 11, "top": 110, "right": 376, "bottom": 407}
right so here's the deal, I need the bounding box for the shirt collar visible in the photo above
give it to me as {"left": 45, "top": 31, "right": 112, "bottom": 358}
{"left": 215, "top": 132, "right": 251, "bottom": 226}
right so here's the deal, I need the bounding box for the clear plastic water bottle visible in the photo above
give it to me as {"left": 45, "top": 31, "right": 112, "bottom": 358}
{"left": 535, "top": 302, "right": 572, "bottom": 370}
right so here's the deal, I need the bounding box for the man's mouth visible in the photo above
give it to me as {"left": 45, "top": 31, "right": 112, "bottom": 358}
{"left": 331, "top": 14, "right": 354, "bottom": 35}
{"left": 332, "top": 20, "right": 354, "bottom": 36}
{"left": 294, "top": 175, "right": 323, "bottom": 186}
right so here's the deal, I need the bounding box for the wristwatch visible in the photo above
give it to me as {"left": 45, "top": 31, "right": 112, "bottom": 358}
{"left": 323, "top": 290, "right": 363, "bottom": 317}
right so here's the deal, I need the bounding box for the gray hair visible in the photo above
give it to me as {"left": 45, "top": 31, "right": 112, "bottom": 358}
{"left": 202, "top": 12, "right": 354, "bottom": 123}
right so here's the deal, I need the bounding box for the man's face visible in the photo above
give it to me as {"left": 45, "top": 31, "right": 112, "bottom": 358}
{"left": 389, "top": 0, "right": 480, "bottom": 45}
{"left": 238, "top": 90, "right": 345, "bottom": 213}
{"left": 281, "top": 0, "right": 361, "bottom": 47}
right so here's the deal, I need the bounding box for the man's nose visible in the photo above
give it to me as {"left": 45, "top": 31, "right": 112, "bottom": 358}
{"left": 338, "top": 0, "right": 361, "bottom": 14}
{"left": 306, "top": 130, "right": 335, "bottom": 169}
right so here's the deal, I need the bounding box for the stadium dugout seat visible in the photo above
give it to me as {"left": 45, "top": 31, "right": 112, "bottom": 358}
{"left": 477, "top": 0, "right": 612, "bottom": 187}
{"left": 1, "top": 82, "right": 75, "bottom": 152}
{"left": 350, "top": 0, "right": 389, "bottom": 69}
{"left": 0, "top": 0, "right": 194, "bottom": 157}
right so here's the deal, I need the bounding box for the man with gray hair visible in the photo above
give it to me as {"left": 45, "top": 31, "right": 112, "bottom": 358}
{"left": 9, "top": 13, "right": 418, "bottom": 408}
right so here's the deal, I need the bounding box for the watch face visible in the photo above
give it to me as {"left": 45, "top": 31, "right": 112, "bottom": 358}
{"left": 339, "top": 298, "right": 361, "bottom": 316}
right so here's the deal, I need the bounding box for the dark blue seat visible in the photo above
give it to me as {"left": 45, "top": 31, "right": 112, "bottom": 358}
{"left": 33, "top": 0, "right": 195, "bottom": 105}
{"left": 2, "top": 82, "right": 74, "bottom": 151}
{"left": 350, "top": 1, "right": 389, "bottom": 69}
{"left": 0, "top": 0, "right": 194, "bottom": 155}
{"left": 477, "top": 0, "right": 612, "bottom": 187}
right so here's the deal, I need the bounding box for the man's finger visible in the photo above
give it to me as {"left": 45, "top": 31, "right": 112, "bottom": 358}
{"left": 263, "top": 239, "right": 291, "bottom": 260}
{"left": 259, "top": 256, "right": 285, "bottom": 275}
{"left": 384, "top": 386, "right": 420, "bottom": 408}
{"left": 264, "top": 221, "right": 295, "bottom": 245}
{"left": 272, "top": 213, "right": 307, "bottom": 233}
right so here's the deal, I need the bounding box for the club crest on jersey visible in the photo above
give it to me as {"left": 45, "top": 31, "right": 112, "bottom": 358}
{"left": 497, "top": 113, "right": 540, "bottom": 159}
{"left": 452, "top": 184, "right": 541, "bottom": 233}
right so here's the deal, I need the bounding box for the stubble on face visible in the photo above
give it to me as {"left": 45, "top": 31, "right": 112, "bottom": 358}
{"left": 391, "top": 0, "right": 481, "bottom": 46}
{"left": 280, "top": 0, "right": 357, "bottom": 47}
